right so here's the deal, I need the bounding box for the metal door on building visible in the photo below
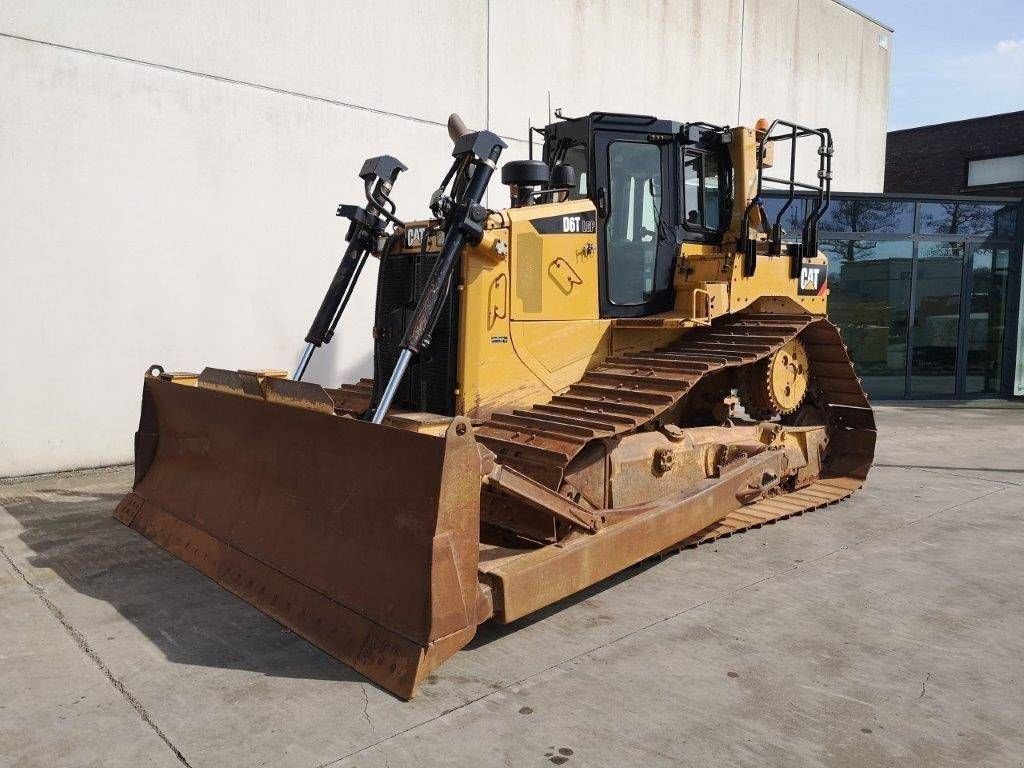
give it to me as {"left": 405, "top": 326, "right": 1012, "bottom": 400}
{"left": 909, "top": 241, "right": 1011, "bottom": 397}
{"left": 913, "top": 240, "right": 1015, "bottom": 399}
{"left": 960, "top": 243, "right": 1013, "bottom": 396}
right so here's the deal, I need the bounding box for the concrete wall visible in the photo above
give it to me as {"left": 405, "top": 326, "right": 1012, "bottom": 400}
{"left": 739, "top": 0, "right": 892, "bottom": 189}
{"left": 0, "top": 0, "right": 891, "bottom": 477}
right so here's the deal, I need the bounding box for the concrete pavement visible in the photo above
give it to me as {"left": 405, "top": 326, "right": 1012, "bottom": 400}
{"left": 2, "top": 404, "right": 1022, "bottom": 767}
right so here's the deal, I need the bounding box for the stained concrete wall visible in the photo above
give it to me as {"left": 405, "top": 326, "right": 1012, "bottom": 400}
{"left": 739, "top": 0, "right": 893, "bottom": 189}
{"left": 0, "top": 0, "right": 891, "bottom": 476}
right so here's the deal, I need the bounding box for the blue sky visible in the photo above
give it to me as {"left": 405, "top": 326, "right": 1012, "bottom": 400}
{"left": 851, "top": 0, "right": 1024, "bottom": 129}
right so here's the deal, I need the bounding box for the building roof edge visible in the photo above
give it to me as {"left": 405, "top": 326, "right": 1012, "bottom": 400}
{"left": 830, "top": 0, "right": 893, "bottom": 32}
{"left": 889, "top": 109, "right": 1024, "bottom": 135}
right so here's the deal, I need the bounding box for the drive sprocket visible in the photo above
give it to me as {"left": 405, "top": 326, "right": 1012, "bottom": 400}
{"left": 738, "top": 337, "right": 810, "bottom": 420}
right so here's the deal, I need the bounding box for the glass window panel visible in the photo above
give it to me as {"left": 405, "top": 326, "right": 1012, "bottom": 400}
{"left": 1016, "top": 270, "right": 1024, "bottom": 397}
{"left": 820, "top": 197, "right": 915, "bottom": 234}
{"left": 641, "top": 176, "right": 661, "bottom": 294}
{"left": 682, "top": 154, "right": 700, "bottom": 226}
{"left": 760, "top": 196, "right": 808, "bottom": 242}
{"left": 624, "top": 177, "right": 636, "bottom": 239}
{"left": 606, "top": 141, "right": 662, "bottom": 305}
{"left": 993, "top": 204, "right": 1018, "bottom": 239}
{"left": 918, "top": 201, "right": 999, "bottom": 236}
{"left": 964, "top": 247, "right": 1011, "bottom": 395}
{"left": 911, "top": 242, "right": 965, "bottom": 396}
{"left": 821, "top": 238, "right": 911, "bottom": 398}
{"left": 703, "top": 153, "right": 721, "bottom": 229}
{"left": 563, "top": 145, "right": 588, "bottom": 198}
{"left": 967, "top": 154, "right": 1024, "bottom": 186}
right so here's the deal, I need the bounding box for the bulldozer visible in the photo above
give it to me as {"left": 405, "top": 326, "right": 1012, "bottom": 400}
{"left": 114, "top": 111, "right": 875, "bottom": 699}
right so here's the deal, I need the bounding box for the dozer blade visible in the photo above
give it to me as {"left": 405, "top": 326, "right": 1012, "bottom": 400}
{"left": 114, "top": 370, "right": 487, "bottom": 699}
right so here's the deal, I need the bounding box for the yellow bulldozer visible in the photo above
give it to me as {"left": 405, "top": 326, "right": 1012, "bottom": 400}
{"left": 114, "top": 111, "right": 875, "bottom": 698}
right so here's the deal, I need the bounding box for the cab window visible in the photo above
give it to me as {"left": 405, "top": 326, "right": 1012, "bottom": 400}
{"left": 563, "top": 144, "right": 589, "bottom": 198}
{"left": 682, "top": 150, "right": 722, "bottom": 231}
{"left": 606, "top": 141, "right": 662, "bottom": 305}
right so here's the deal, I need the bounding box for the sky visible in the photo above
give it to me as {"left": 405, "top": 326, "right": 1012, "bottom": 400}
{"left": 850, "top": 0, "right": 1024, "bottom": 129}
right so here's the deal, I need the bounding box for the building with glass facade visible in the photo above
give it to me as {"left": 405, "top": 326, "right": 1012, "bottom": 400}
{"left": 763, "top": 192, "right": 1023, "bottom": 399}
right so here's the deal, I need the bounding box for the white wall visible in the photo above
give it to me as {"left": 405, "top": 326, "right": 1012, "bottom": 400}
{"left": 489, "top": 0, "right": 744, "bottom": 135}
{"left": 739, "top": 0, "right": 892, "bottom": 190}
{"left": 0, "top": 0, "right": 891, "bottom": 477}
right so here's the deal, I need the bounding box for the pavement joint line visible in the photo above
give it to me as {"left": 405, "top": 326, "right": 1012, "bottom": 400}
{"left": 0, "top": 542, "right": 194, "bottom": 768}
{"left": 918, "top": 671, "right": 932, "bottom": 699}
{"left": 320, "top": 482, "right": 1013, "bottom": 765}
{"left": 0, "top": 32, "right": 529, "bottom": 146}
{"left": 873, "top": 463, "right": 1023, "bottom": 488}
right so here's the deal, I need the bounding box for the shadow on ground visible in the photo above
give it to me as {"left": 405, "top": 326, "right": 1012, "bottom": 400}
{"left": 1, "top": 482, "right": 369, "bottom": 686}
{"left": 1, "top": 477, "right": 677, "bottom": 691}
{"left": 0, "top": 348, "right": 392, "bottom": 688}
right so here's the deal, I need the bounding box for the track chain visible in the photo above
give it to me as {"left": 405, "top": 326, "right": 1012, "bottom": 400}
{"left": 474, "top": 312, "right": 876, "bottom": 541}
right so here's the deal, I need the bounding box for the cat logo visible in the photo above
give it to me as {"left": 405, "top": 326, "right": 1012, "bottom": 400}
{"left": 405, "top": 226, "right": 427, "bottom": 248}
{"left": 798, "top": 263, "right": 828, "bottom": 296}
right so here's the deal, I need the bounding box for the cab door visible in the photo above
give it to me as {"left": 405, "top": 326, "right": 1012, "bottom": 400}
{"left": 593, "top": 132, "right": 677, "bottom": 318}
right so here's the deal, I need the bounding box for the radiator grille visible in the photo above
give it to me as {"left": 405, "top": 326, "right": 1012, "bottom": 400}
{"left": 371, "top": 245, "right": 458, "bottom": 416}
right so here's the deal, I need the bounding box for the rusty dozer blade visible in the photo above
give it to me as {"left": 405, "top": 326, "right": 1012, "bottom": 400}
{"left": 114, "top": 369, "right": 488, "bottom": 699}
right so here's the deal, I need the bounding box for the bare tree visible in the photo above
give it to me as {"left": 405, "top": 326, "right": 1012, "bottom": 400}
{"left": 920, "top": 201, "right": 993, "bottom": 236}
{"left": 819, "top": 199, "right": 910, "bottom": 262}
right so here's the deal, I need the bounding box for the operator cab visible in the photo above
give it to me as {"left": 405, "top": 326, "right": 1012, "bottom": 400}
{"left": 540, "top": 112, "right": 732, "bottom": 318}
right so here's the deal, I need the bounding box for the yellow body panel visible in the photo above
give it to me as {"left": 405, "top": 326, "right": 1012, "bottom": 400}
{"left": 457, "top": 199, "right": 611, "bottom": 419}
{"left": 675, "top": 242, "right": 828, "bottom": 317}
{"left": 458, "top": 232, "right": 544, "bottom": 417}
{"left": 454, "top": 123, "right": 828, "bottom": 419}
{"left": 511, "top": 320, "right": 610, "bottom": 394}
{"left": 505, "top": 200, "right": 600, "bottom": 321}
{"left": 728, "top": 251, "right": 828, "bottom": 314}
